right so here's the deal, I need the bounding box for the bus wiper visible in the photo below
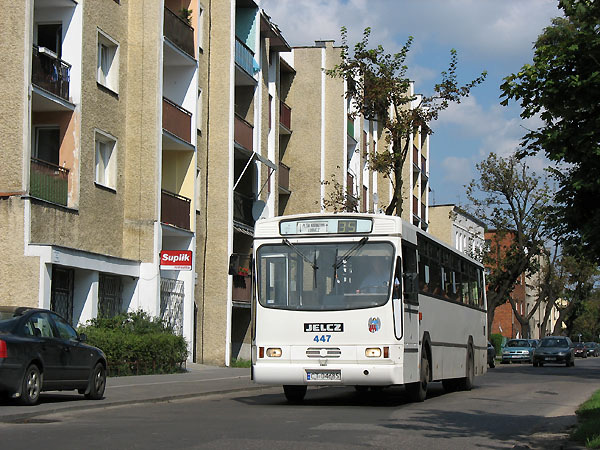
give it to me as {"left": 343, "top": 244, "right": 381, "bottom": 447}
{"left": 282, "top": 239, "right": 318, "bottom": 271}
{"left": 333, "top": 237, "right": 369, "bottom": 270}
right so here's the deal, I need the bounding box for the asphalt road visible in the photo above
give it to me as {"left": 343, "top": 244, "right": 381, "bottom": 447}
{"left": 2, "top": 358, "right": 599, "bottom": 450}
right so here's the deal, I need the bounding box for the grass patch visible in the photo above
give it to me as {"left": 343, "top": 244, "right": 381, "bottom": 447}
{"left": 572, "top": 389, "right": 600, "bottom": 448}
{"left": 230, "top": 358, "right": 252, "bottom": 368}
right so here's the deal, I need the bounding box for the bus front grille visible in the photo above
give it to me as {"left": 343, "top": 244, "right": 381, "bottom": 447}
{"left": 306, "top": 348, "right": 342, "bottom": 358}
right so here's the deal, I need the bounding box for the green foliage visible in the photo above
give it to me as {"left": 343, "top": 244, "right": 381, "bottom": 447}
{"left": 80, "top": 311, "right": 188, "bottom": 376}
{"left": 466, "top": 153, "right": 552, "bottom": 335}
{"left": 320, "top": 169, "right": 360, "bottom": 212}
{"left": 327, "top": 26, "right": 486, "bottom": 216}
{"left": 490, "top": 333, "right": 503, "bottom": 355}
{"left": 570, "top": 299, "right": 600, "bottom": 342}
{"left": 572, "top": 389, "right": 600, "bottom": 448}
{"left": 500, "top": 0, "right": 600, "bottom": 263}
{"left": 230, "top": 358, "right": 252, "bottom": 368}
{"left": 179, "top": 8, "right": 193, "bottom": 25}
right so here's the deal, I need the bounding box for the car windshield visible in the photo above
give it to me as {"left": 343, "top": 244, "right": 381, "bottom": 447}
{"left": 575, "top": 343, "right": 585, "bottom": 348}
{"left": 540, "top": 338, "right": 568, "bottom": 348}
{"left": 506, "top": 340, "right": 530, "bottom": 347}
{"left": 257, "top": 241, "right": 395, "bottom": 310}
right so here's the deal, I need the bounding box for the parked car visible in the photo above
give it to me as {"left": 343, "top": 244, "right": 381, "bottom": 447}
{"left": 584, "top": 342, "right": 599, "bottom": 357}
{"left": 533, "top": 336, "right": 575, "bottom": 367}
{"left": 501, "top": 339, "right": 536, "bottom": 364}
{"left": 487, "top": 341, "right": 496, "bottom": 368}
{"left": 573, "top": 342, "right": 588, "bottom": 358}
{"left": 0, "top": 306, "right": 107, "bottom": 405}
{"left": 528, "top": 339, "right": 540, "bottom": 349}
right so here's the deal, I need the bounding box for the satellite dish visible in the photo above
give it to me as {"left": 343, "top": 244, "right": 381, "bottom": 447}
{"left": 252, "top": 200, "right": 268, "bottom": 221}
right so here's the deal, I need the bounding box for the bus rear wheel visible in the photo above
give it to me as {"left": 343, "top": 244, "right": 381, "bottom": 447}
{"left": 406, "top": 354, "right": 429, "bottom": 402}
{"left": 283, "top": 385, "right": 307, "bottom": 403}
{"left": 458, "top": 345, "right": 475, "bottom": 391}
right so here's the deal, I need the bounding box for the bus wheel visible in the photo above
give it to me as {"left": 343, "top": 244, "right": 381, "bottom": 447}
{"left": 458, "top": 345, "right": 475, "bottom": 391}
{"left": 283, "top": 385, "right": 307, "bottom": 403}
{"left": 406, "top": 354, "right": 429, "bottom": 402}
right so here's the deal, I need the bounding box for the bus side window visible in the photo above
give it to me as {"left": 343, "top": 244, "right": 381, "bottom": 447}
{"left": 402, "top": 244, "right": 418, "bottom": 303}
{"left": 393, "top": 256, "right": 402, "bottom": 299}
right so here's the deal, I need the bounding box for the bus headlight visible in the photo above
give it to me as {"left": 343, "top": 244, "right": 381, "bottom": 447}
{"left": 365, "top": 348, "right": 382, "bottom": 358}
{"left": 266, "top": 348, "right": 282, "bottom": 357}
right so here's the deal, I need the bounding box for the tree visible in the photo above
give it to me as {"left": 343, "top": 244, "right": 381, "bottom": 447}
{"left": 500, "top": 0, "right": 600, "bottom": 262}
{"left": 466, "top": 153, "right": 552, "bottom": 337}
{"left": 327, "top": 27, "right": 486, "bottom": 216}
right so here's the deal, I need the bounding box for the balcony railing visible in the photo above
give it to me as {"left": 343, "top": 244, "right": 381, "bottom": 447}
{"left": 161, "top": 189, "right": 191, "bottom": 230}
{"left": 421, "top": 155, "right": 428, "bottom": 178}
{"left": 163, "top": 97, "right": 192, "bottom": 143}
{"left": 31, "top": 45, "right": 71, "bottom": 102}
{"left": 278, "top": 162, "right": 290, "bottom": 191}
{"left": 235, "top": 38, "right": 255, "bottom": 76}
{"left": 233, "top": 191, "right": 254, "bottom": 227}
{"left": 163, "top": 7, "right": 195, "bottom": 58}
{"left": 234, "top": 114, "right": 253, "bottom": 151}
{"left": 347, "top": 115, "right": 354, "bottom": 138}
{"left": 30, "top": 158, "right": 69, "bottom": 206}
{"left": 232, "top": 253, "right": 252, "bottom": 303}
{"left": 280, "top": 101, "right": 291, "bottom": 130}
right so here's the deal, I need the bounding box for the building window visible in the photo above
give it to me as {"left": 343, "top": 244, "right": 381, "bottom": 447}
{"left": 34, "top": 126, "right": 60, "bottom": 165}
{"left": 196, "top": 89, "right": 202, "bottom": 132}
{"left": 97, "top": 30, "right": 119, "bottom": 93}
{"left": 95, "top": 130, "right": 117, "bottom": 189}
{"left": 195, "top": 168, "right": 201, "bottom": 212}
{"left": 197, "top": 4, "right": 204, "bottom": 50}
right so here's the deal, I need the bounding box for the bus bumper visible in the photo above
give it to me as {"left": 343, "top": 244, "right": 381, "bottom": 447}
{"left": 252, "top": 363, "right": 405, "bottom": 386}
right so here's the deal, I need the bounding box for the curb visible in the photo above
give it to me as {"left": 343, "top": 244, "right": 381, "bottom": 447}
{"left": 0, "top": 384, "right": 272, "bottom": 424}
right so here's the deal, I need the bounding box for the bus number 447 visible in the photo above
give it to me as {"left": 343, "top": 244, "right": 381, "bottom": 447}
{"left": 314, "top": 335, "right": 331, "bottom": 343}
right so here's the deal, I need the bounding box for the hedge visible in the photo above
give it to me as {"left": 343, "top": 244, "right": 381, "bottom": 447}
{"left": 490, "top": 333, "right": 504, "bottom": 355}
{"left": 79, "top": 311, "right": 188, "bottom": 376}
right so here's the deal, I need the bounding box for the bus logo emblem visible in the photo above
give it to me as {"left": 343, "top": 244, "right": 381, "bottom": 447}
{"left": 304, "top": 323, "right": 343, "bottom": 332}
{"left": 368, "top": 317, "right": 381, "bottom": 333}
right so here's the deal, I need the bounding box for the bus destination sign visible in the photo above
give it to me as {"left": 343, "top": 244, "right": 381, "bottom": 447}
{"left": 280, "top": 218, "right": 372, "bottom": 236}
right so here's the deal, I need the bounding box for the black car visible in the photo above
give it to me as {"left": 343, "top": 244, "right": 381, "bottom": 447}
{"left": 573, "top": 342, "right": 588, "bottom": 358}
{"left": 487, "top": 341, "right": 496, "bottom": 368}
{"left": 585, "top": 342, "right": 599, "bottom": 357}
{"left": 533, "top": 336, "right": 575, "bottom": 367}
{"left": 0, "top": 306, "right": 107, "bottom": 405}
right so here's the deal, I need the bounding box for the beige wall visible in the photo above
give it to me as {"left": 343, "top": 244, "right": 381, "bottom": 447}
{"left": 199, "top": 0, "right": 233, "bottom": 364}
{"left": 0, "top": 199, "right": 40, "bottom": 308}
{"left": 0, "top": 0, "right": 29, "bottom": 194}
{"left": 428, "top": 205, "right": 454, "bottom": 246}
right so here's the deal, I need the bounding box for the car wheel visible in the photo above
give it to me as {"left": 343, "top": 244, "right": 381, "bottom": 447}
{"left": 283, "top": 385, "right": 307, "bottom": 403}
{"left": 407, "top": 353, "right": 430, "bottom": 402}
{"left": 19, "top": 364, "right": 42, "bottom": 406}
{"left": 489, "top": 359, "right": 495, "bottom": 369}
{"left": 533, "top": 361, "right": 539, "bottom": 367}
{"left": 85, "top": 363, "right": 106, "bottom": 400}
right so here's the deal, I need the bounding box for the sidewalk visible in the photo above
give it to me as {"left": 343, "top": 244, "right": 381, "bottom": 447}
{"left": 0, "top": 363, "right": 262, "bottom": 423}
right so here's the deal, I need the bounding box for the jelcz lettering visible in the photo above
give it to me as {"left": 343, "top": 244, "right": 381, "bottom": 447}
{"left": 304, "top": 323, "right": 343, "bottom": 332}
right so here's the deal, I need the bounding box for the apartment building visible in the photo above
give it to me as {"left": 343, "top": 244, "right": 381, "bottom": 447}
{"left": 485, "top": 230, "right": 527, "bottom": 339}
{"left": 0, "top": 0, "right": 203, "bottom": 357}
{"left": 197, "top": 1, "right": 292, "bottom": 363}
{"left": 428, "top": 204, "right": 485, "bottom": 258}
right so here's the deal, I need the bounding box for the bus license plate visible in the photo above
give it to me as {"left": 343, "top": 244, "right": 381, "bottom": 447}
{"left": 306, "top": 370, "right": 341, "bottom": 382}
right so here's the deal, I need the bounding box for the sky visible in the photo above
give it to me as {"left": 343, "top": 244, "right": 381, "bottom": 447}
{"left": 260, "top": 0, "right": 562, "bottom": 206}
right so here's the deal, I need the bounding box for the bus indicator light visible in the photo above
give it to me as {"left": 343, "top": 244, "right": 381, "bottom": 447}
{"left": 419, "top": 312, "right": 423, "bottom": 321}
{"left": 383, "top": 346, "right": 389, "bottom": 358}
{"left": 259, "top": 347, "right": 264, "bottom": 358}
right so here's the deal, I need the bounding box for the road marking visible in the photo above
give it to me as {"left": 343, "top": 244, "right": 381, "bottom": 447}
{"left": 109, "top": 375, "right": 251, "bottom": 389}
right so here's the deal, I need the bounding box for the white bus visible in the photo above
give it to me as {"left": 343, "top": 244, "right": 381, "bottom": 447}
{"left": 251, "top": 213, "right": 487, "bottom": 402}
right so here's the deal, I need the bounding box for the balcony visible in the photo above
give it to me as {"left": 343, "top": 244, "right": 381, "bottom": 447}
{"left": 163, "top": 7, "right": 195, "bottom": 58}
{"left": 347, "top": 116, "right": 355, "bottom": 138}
{"left": 233, "top": 191, "right": 254, "bottom": 227}
{"left": 163, "top": 97, "right": 192, "bottom": 144}
{"left": 31, "top": 45, "right": 71, "bottom": 102}
{"left": 161, "top": 189, "right": 191, "bottom": 230}
{"left": 234, "top": 114, "right": 253, "bottom": 152}
{"left": 235, "top": 38, "right": 255, "bottom": 77}
{"left": 413, "top": 195, "right": 419, "bottom": 218}
{"left": 278, "top": 162, "right": 290, "bottom": 192}
{"left": 279, "top": 101, "right": 291, "bottom": 133}
{"left": 421, "top": 155, "right": 428, "bottom": 179}
{"left": 30, "top": 158, "right": 69, "bottom": 206}
{"left": 232, "top": 253, "right": 252, "bottom": 303}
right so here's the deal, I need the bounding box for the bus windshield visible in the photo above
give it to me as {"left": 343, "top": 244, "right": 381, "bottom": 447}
{"left": 256, "top": 241, "right": 395, "bottom": 311}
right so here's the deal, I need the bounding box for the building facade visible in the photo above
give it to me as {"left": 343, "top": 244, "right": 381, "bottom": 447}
{"left": 428, "top": 204, "right": 485, "bottom": 258}
{"left": 0, "top": 0, "right": 435, "bottom": 366}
